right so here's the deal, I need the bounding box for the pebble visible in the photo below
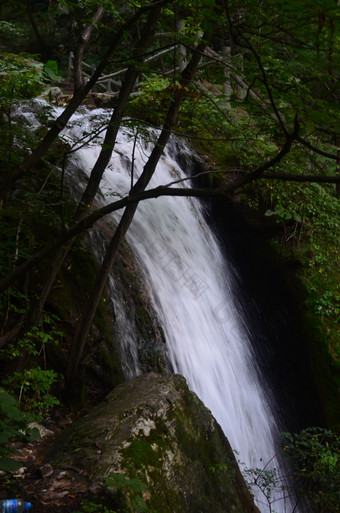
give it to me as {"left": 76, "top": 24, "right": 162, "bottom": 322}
{"left": 39, "top": 464, "right": 54, "bottom": 478}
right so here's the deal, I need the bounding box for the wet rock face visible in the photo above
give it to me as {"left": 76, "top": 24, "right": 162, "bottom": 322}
{"left": 45, "top": 373, "right": 259, "bottom": 513}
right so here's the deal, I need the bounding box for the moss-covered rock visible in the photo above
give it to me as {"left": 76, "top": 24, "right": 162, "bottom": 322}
{"left": 44, "top": 373, "right": 259, "bottom": 513}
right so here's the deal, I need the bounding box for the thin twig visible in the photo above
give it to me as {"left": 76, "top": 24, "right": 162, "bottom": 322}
{"left": 14, "top": 218, "right": 23, "bottom": 264}
{"left": 131, "top": 127, "right": 139, "bottom": 190}
{"left": 162, "top": 167, "right": 245, "bottom": 188}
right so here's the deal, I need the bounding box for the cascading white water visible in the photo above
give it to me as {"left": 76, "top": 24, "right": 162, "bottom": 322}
{"left": 21, "top": 101, "right": 297, "bottom": 512}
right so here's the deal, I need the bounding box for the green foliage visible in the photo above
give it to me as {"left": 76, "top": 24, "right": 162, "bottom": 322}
{"left": 3, "top": 367, "right": 60, "bottom": 419}
{"left": 0, "top": 21, "right": 23, "bottom": 39}
{"left": 72, "top": 498, "right": 117, "bottom": 513}
{"left": 226, "top": 0, "right": 339, "bottom": 134}
{"left": 282, "top": 428, "right": 340, "bottom": 512}
{"left": 0, "top": 61, "right": 46, "bottom": 176}
{"left": 209, "top": 455, "right": 236, "bottom": 480}
{"left": 127, "top": 75, "right": 172, "bottom": 125}
{"left": 209, "top": 462, "right": 230, "bottom": 473}
{"left": 0, "top": 387, "right": 40, "bottom": 472}
{"left": 0, "top": 21, "right": 25, "bottom": 51}
{"left": 0, "top": 314, "right": 62, "bottom": 419}
{"left": 265, "top": 204, "right": 302, "bottom": 224}
{"left": 181, "top": 94, "right": 230, "bottom": 137}
{"left": 105, "top": 472, "right": 150, "bottom": 513}
{"left": 252, "top": 176, "right": 339, "bottom": 365}
{"left": 1, "top": 314, "right": 63, "bottom": 361}
{"left": 42, "top": 60, "right": 61, "bottom": 82}
{"left": 243, "top": 465, "right": 285, "bottom": 513}
{"left": 0, "top": 53, "right": 43, "bottom": 100}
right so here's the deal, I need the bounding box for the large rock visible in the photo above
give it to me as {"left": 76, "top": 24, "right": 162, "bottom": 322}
{"left": 45, "top": 373, "right": 259, "bottom": 513}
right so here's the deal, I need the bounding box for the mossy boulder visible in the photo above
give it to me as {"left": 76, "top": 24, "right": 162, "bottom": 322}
{"left": 44, "top": 373, "right": 259, "bottom": 513}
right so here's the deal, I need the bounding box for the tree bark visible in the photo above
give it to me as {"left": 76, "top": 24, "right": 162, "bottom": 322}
{"left": 73, "top": 6, "right": 106, "bottom": 90}
{"left": 2, "top": 136, "right": 340, "bottom": 299}
{"left": 65, "top": 33, "right": 211, "bottom": 391}
{"left": 177, "top": 19, "right": 188, "bottom": 71}
{"left": 222, "top": 46, "right": 232, "bottom": 108}
{"left": 336, "top": 139, "right": 340, "bottom": 195}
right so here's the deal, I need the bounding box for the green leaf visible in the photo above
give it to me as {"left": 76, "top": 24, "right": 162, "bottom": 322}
{"left": 0, "top": 433, "right": 11, "bottom": 444}
{"left": 126, "top": 477, "right": 147, "bottom": 493}
{"left": 0, "top": 456, "right": 22, "bottom": 472}
{"left": 27, "top": 427, "right": 41, "bottom": 442}
{"left": 131, "top": 495, "right": 148, "bottom": 512}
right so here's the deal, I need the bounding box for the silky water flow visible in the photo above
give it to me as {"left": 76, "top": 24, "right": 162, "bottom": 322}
{"left": 25, "top": 102, "right": 301, "bottom": 513}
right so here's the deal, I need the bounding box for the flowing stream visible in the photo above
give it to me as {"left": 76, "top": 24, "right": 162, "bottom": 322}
{"left": 23, "top": 102, "right": 299, "bottom": 512}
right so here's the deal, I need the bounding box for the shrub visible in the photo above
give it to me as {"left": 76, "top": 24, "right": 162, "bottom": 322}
{"left": 0, "top": 387, "right": 39, "bottom": 472}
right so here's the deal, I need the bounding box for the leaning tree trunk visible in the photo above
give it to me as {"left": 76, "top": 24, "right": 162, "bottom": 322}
{"left": 66, "top": 110, "right": 302, "bottom": 394}
{"left": 336, "top": 142, "right": 340, "bottom": 195}
{"left": 65, "top": 32, "right": 212, "bottom": 396}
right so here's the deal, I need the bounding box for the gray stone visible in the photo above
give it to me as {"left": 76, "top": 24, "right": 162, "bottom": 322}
{"left": 28, "top": 422, "right": 54, "bottom": 438}
{"left": 44, "top": 373, "right": 259, "bottom": 513}
{"left": 39, "top": 463, "right": 54, "bottom": 478}
{"left": 39, "top": 87, "right": 62, "bottom": 100}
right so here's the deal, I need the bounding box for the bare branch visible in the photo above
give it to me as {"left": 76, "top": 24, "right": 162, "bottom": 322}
{"left": 4, "top": 112, "right": 338, "bottom": 294}
{"left": 161, "top": 168, "right": 244, "bottom": 188}
{"left": 0, "top": 118, "right": 299, "bottom": 295}
{"left": 239, "top": 36, "right": 288, "bottom": 135}
{"left": 66, "top": 29, "right": 214, "bottom": 384}
{"left": 297, "top": 136, "right": 339, "bottom": 160}
{"left": 101, "top": 45, "right": 177, "bottom": 81}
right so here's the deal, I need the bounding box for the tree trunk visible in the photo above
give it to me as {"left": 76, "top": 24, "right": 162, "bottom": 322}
{"left": 73, "top": 6, "right": 106, "bottom": 90}
{"left": 176, "top": 19, "right": 187, "bottom": 71}
{"left": 222, "top": 46, "right": 232, "bottom": 108}
{"left": 65, "top": 33, "right": 211, "bottom": 395}
{"left": 336, "top": 141, "right": 340, "bottom": 195}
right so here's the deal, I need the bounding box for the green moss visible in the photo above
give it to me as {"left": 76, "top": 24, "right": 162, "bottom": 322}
{"left": 97, "top": 345, "right": 123, "bottom": 388}
{"left": 113, "top": 247, "right": 168, "bottom": 374}
{"left": 123, "top": 438, "right": 160, "bottom": 468}
{"left": 136, "top": 306, "right": 149, "bottom": 325}
{"left": 44, "top": 374, "right": 258, "bottom": 513}
{"left": 49, "top": 241, "right": 113, "bottom": 338}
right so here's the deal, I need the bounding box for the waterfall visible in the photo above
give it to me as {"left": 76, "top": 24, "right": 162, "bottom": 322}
{"left": 20, "top": 101, "right": 300, "bottom": 512}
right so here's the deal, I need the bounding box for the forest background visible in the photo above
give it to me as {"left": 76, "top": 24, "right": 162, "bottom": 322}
{"left": 0, "top": 1, "right": 339, "bottom": 511}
